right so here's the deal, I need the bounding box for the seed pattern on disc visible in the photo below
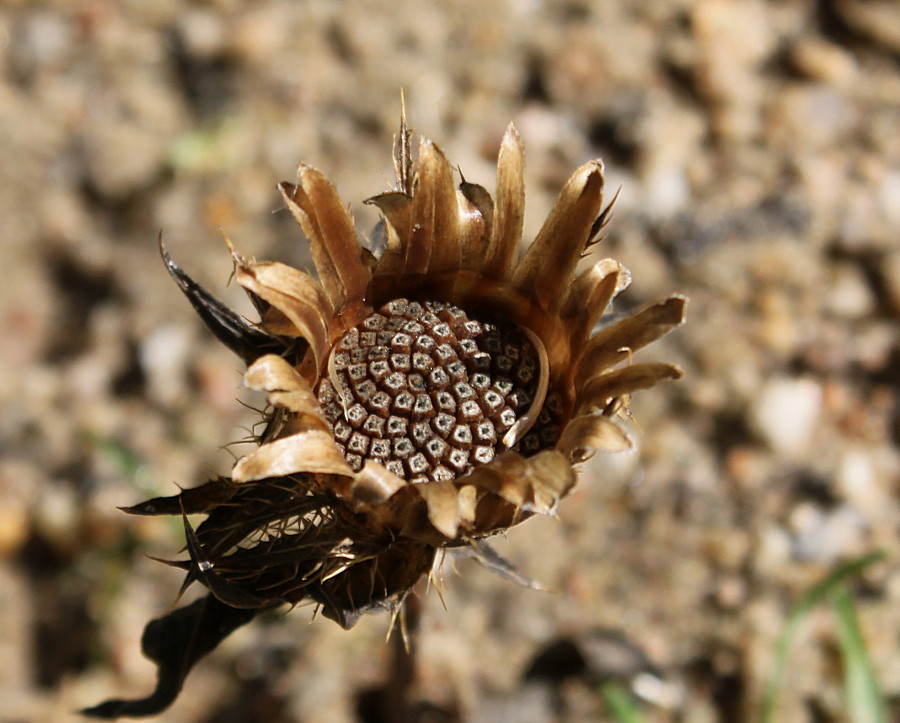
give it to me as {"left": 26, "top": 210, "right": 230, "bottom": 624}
{"left": 315, "top": 298, "right": 560, "bottom": 482}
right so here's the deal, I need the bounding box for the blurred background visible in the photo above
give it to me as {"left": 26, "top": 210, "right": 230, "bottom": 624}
{"left": 1, "top": 0, "right": 898, "bottom": 721}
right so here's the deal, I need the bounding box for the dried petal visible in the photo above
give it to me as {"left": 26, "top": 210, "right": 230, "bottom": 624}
{"left": 456, "top": 184, "right": 492, "bottom": 273}
{"left": 513, "top": 161, "right": 605, "bottom": 307}
{"left": 364, "top": 190, "right": 412, "bottom": 275}
{"left": 461, "top": 451, "right": 529, "bottom": 509}
{"left": 485, "top": 123, "right": 524, "bottom": 279}
{"left": 576, "top": 295, "right": 687, "bottom": 385}
{"left": 245, "top": 354, "right": 328, "bottom": 426}
{"left": 521, "top": 450, "right": 577, "bottom": 514}
{"left": 350, "top": 461, "right": 408, "bottom": 506}
{"left": 421, "top": 140, "right": 461, "bottom": 276}
{"left": 280, "top": 167, "right": 371, "bottom": 315}
{"left": 232, "top": 429, "right": 355, "bottom": 482}
{"left": 233, "top": 258, "right": 331, "bottom": 373}
{"left": 562, "top": 259, "right": 629, "bottom": 343}
{"left": 577, "top": 363, "right": 684, "bottom": 414}
{"left": 556, "top": 413, "right": 634, "bottom": 463}
{"left": 415, "top": 479, "right": 461, "bottom": 539}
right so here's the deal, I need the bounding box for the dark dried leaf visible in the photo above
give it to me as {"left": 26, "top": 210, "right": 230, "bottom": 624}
{"left": 80, "top": 595, "right": 261, "bottom": 719}
{"left": 120, "top": 477, "right": 237, "bottom": 516}
{"left": 159, "top": 236, "right": 288, "bottom": 364}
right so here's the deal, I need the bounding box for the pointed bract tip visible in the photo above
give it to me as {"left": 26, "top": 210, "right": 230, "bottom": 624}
{"left": 502, "top": 121, "right": 522, "bottom": 144}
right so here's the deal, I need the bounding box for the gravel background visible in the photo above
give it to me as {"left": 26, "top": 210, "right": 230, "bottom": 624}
{"left": 1, "top": 1, "right": 898, "bottom": 721}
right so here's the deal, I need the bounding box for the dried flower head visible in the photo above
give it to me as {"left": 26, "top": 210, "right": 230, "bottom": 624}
{"left": 85, "top": 111, "right": 685, "bottom": 718}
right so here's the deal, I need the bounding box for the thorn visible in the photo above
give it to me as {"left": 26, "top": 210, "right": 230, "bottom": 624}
{"left": 158, "top": 236, "right": 276, "bottom": 364}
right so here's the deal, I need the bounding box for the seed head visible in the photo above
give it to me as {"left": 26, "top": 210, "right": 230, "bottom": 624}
{"left": 84, "top": 112, "right": 686, "bottom": 719}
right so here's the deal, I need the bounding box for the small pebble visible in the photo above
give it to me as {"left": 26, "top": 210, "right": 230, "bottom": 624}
{"left": 790, "top": 37, "right": 857, "bottom": 84}
{"left": 826, "top": 263, "right": 875, "bottom": 319}
{"left": 836, "top": 449, "right": 882, "bottom": 516}
{"left": 750, "top": 377, "right": 822, "bottom": 455}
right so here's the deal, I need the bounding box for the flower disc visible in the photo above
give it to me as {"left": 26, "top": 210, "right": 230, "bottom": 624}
{"left": 315, "top": 298, "right": 559, "bottom": 481}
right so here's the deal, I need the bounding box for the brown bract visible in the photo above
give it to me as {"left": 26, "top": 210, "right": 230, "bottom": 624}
{"left": 84, "top": 114, "right": 685, "bottom": 720}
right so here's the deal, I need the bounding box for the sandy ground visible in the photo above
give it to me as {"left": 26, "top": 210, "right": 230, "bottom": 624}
{"left": 1, "top": 1, "right": 898, "bottom": 721}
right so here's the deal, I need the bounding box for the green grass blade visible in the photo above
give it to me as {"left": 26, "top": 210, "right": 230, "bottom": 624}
{"left": 832, "top": 585, "right": 887, "bottom": 723}
{"left": 600, "top": 680, "right": 645, "bottom": 723}
{"left": 759, "top": 550, "right": 886, "bottom": 723}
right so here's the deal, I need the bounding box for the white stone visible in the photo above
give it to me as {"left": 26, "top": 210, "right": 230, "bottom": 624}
{"left": 139, "top": 324, "right": 194, "bottom": 407}
{"left": 643, "top": 165, "right": 690, "bottom": 220}
{"left": 791, "top": 504, "right": 866, "bottom": 562}
{"left": 750, "top": 377, "right": 822, "bottom": 455}
{"left": 837, "top": 449, "right": 883, "bottom": 516}
{"left": 827, "top": 263, "right": 875, "bottom": 319}
{"left": 879, "top": 170, "right": 900, "bottom": 228}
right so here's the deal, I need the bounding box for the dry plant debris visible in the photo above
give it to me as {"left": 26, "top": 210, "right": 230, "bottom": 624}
{"left": 83, "top": 113, "right": 684, "bottom": 719}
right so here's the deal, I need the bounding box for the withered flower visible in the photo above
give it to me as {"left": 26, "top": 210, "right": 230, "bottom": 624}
{"left": 85, "top": 113, "right": 685, "bottom": 718}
